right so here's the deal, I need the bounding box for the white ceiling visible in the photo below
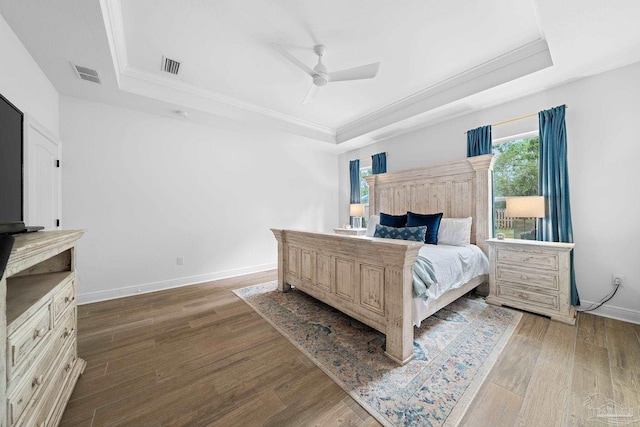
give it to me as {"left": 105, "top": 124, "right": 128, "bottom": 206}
{"left": 2, "top": 0, "right": 640, "bottom": 151}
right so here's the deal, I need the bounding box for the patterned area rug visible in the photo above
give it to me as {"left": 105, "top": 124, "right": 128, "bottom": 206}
{"left": 233, "top": 282, "right": 521, "bottom": 427}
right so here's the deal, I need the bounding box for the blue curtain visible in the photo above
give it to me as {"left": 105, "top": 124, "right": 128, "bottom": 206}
{"left": 466, "top": 125, "right": 492, "bottom": 157}
{"left": 372, "top": 152, "right": 387, "bottom": 174}
{"left": 349, "top": 159, "right": 360, "bottom": 204}
{"left": 538, "top": 104, "right": 579, "bottom": 306}
{"left": 467, "top": 124, "right": 494, "bottom": 235}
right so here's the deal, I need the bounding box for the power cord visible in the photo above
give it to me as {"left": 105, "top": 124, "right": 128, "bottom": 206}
{"left": 576, "top": 279, "right": 621, "bottom": 312}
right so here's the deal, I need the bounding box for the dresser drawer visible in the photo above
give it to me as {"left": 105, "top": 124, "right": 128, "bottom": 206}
{"left": 19, "top": 340, "right": 78, "bottom": 427}
{"left": 496, "top": 248, "right": 559, "bottom": 270}
{"left": 8, "top": 324, "right": 76, "bottom": 425}
{"left": 497, "top": 282, "right": 559, "bottom": 311}
{"left": 7, "top": 347, "right": 54, "bottom": 426}
{"left": 52, "top": 279, "right": 75, "bottom": 322}
{"left": 9, "top": 307, "right": 77, "bottom": 391}
{"left": 8, "top": 303, "right": 52, "bottom": 374}
{"left": 496, "top": 265, "right": 558, "bottom": 291}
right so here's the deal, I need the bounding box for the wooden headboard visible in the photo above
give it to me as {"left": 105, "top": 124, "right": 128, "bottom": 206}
{"left": 365, "top": 154, "right": 495, "bottom": 253}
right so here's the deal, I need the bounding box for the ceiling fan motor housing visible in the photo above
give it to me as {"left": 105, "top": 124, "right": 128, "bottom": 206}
{"left": 313, "top": 47, "right": 328, "bottom": 86}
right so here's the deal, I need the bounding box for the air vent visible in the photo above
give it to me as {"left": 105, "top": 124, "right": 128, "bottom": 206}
{"left": 162, "top": 56, "right": 181, "bottom": 75}
{"left": 72, "top": 64, "right": 101, "bottom": 84}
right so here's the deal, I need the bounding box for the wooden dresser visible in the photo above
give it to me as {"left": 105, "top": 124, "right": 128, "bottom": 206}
{"left": 486, "top": 238, "right": 576, "bottom": 325}
{"left": 0, "top": 231, "right": 85, "bottom": 427}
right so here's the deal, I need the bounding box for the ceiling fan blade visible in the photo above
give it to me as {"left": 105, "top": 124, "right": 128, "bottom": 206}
{"left": 274, "top": 44, "right": 316, "bottom": 77}
{"left": 303, "top": 84, "right": 319, "bottom": 104}
{"left": 328, "top": 62, "right": 380, "bottom": 82}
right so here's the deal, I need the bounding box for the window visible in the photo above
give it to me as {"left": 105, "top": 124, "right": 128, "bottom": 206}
{"left": 493, "top": 134, "right": 539, "bottom": 238}
{"left": 360, "top": 166, "right": 372, "bottom": 226}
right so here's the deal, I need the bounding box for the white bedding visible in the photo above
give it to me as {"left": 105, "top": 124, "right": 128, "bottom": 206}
{"left": 412, "top": 244, "right": 489, "bottom": 326}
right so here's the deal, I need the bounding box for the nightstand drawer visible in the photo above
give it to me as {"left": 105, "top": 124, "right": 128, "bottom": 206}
{"left": 496, "top": 248, "right": 558, "bottom": 270}
{"left": 496, "top": 266, "right": 558, "bottom": 291}
{"left": 497, "top": 282, "right": 559, "bottom": 311}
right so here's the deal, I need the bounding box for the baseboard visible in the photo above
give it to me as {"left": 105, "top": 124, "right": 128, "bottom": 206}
{"left": 77, "top": 262, "right": 277, "bottom": 305}
{"left": 577, "top": 300, "right": 640, "bottom": 325}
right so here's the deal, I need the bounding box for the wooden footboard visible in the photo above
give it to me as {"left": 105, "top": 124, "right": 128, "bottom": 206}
{"left": 271, "top": 229, "right": 422, "bottom": 365}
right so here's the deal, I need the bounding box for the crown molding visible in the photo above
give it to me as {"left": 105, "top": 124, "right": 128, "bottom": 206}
{"left": 335, "top": 39, "right": 553, "bottom": 144}
{"left": 119, "top": 65, "right": 335, "bottom": 140}
{"left": 100, "top": 0, "right": 127, "bottom": 84}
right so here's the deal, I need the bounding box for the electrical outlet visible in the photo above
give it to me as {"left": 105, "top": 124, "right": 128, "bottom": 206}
{"left": 177, "top": 256, "right": 184, "bottom": 266}
{"left": 612, "top": 274, "right": 624, "bottom": 287}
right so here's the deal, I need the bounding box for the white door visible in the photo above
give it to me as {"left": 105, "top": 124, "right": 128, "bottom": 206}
{"left": 24, "top": 116, "right": 60, "bottom": 229}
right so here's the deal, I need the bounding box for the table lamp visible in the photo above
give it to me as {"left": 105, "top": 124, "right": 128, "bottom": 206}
{"left": 506, "top": 196, "right": 545, "bottom": 239}
{"left": 350, "top": 203, "right": 365, "bottom": 228}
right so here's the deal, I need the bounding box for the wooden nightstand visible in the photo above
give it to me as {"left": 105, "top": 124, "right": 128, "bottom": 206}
{"left": 333, "top": 227, "right": 367, "bottom": 236}
{"left": 486, "top": 238, "right": 576, "bottom": 325}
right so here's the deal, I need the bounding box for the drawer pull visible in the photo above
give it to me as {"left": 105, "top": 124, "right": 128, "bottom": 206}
{"left": 32, "top": 375, "right": 43, "bottom": 387}
{"left": 33, "top": 328, "right": 45, "bottom": 339}
{"left": 65, "top": 362, "right": 72, "bottom": 372}
{"left": 65, "top": 296, "right": 75, "bottom": 303}
{"left": 62, "top": 328, "right": 70, "bottom": 338}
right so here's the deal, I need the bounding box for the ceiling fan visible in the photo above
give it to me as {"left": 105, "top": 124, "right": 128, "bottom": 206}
{"left": 276, "top": 44, "right": 380, "bottom": 104}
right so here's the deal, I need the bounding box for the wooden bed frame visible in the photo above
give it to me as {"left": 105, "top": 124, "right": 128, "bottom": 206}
{"left": 271, "top": 154, "right": 494, "bottom": 365}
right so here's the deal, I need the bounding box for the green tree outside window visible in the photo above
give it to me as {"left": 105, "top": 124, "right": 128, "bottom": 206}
{"left": 493, "top": 136, "right": 539, "bottom": 237}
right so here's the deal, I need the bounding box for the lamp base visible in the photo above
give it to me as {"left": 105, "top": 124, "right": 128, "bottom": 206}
{"left": 351, "top": 216, "right": 362, "bottom": 229}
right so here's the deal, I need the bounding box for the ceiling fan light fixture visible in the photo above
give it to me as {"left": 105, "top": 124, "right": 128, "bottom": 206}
{"left": 313, "top": 74, "right": 328, "bottom": 86}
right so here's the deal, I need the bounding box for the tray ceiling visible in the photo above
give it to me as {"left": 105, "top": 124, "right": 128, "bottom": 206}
{"left": 1, "top": 0, "right": 639, "bottom": 150}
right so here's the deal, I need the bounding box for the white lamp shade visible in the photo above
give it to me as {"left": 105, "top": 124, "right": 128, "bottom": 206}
{"left": 349, "top": 203, "right": 365, "bottom": 217}
{"left": 506, "top": 196, "right": 545, "bottom": 218}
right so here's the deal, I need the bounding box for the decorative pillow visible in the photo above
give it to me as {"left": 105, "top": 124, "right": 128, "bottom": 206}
{"left": 379, "top": 212, "right": 407, "bottom": 228}
{"left": 406, "top": 212, "right": 443, "bottom": 244}
{"left": 365, "top": 215, "right": 380, "bottom": 237}
{"left": 437, "top": 217, "right": 472, "bottom": 246}
{"left": 374, "top": 224, "right": 427, "bottom": 242}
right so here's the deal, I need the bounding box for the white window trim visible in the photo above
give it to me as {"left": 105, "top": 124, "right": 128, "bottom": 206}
{"left": 493, "top": 130, "right": 538, "bottom": 146}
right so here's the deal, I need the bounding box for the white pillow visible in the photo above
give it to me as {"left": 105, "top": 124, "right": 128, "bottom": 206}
{"left": 437, "top": 217, "right": 472, "bottom": 246}
{"left": 366, "top": 215, "right": 380, "bottom": 237}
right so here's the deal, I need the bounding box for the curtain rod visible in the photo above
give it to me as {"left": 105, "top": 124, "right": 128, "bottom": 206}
{"left": 355, "top": 151, "right": 387, "bottom": 162}
{"left": 464, "top": 105, "right": 569, "bottom": 134}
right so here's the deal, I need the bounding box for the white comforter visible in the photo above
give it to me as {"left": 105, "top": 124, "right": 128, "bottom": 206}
{"left": 412, "top": 244, "right": 489, "bottom": 326}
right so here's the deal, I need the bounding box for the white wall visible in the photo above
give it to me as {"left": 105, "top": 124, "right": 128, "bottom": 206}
{"left": 61, "top": 96, "right": 338, "bottom": 302}
{"left": 0, "top": 13, "right": 58, "bottom": 136}
{"left": 340, "top": 61, "right": 640, "bottom": 323}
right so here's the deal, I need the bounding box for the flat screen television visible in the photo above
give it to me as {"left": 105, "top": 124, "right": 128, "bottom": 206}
{"left": 0, "top": 92, "right": 24, "bottom": 228}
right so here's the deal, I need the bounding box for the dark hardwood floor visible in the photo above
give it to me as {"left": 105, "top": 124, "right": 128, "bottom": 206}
{"left": 60, "top": 271, "right": 640, "bottom": 426}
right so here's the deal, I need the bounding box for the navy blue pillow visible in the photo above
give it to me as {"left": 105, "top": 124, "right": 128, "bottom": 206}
{"left": 379, "top": 212, "right": 407, "bottom": 228}
{"left": 406, "top": 212, "right": 443, "bottom": 244}
{"left": 374, "top": 224, "right": 427, "bottom": 242}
